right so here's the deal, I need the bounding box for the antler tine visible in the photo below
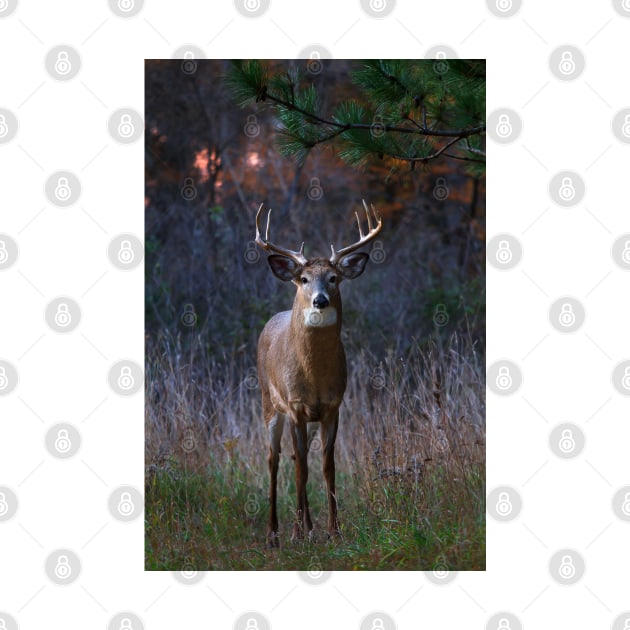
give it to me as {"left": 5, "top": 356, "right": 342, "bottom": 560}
{"left": 254, "top": 203, "right": 307, "bottom": 265}
{"left": 362, "top": 199, "right": 373, "bottom": 233}
{"left": 330, "top": 201, "right": 383, "bottom": 264}
{"left": 265, "top": 207, "right": 271, "bottom": 242}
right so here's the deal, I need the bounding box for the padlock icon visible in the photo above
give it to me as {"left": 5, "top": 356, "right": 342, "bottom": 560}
{"left": 118, "top": 366, "right": 135, "bottom": 390}
{"left": 117, "top": 240, "right": 135, "bottom": 264}
{"left": 0, "top": 240, "right": 8, "bottom": 264}
{"left": 496, "top": 114, "right": 513, "bottom": 138}
{"left": 623, "top": 619, "right": 630, "bottom": 630}
{"left": 558, "top": 428, "right": 575, "bottom": 453}
{"left": 621, "top": 492, "right": 630, "bottom": 516}
{"left": 54, "top": 303, "right": 72, "bottom": 327}
{"left": 55, "top": 176, "right": 72, "bottom": 201}
{"left": 558, "top": 554, "right": 576, "bottom": 579}
{"left": 308, "top": 177, "right": 323, "bottom": 200}
{"left": 181, "top": 177, "right": 197, "bottom": 200}
{"left": 496, "top": 240, "right": 513, "bottom": 264}
{"left": 246, "top": 619, "right": 259, "bottom": 630}
{"left": 118, "top": 0, "right": 135, "bottom": 11}
{"left": 117, "top": 114, "right": 135, "bottom": 138}
{"left": 0, "top": 619, "right": 6, "bottom": 630}
{"left": 54, "top": 554, "right": 72, "bottom": 579}
{"left": 496, "top": 0, "right": 512, "bottom": 11}
{"left": 54, "top": 51, "right": 72, "bottom": 75}
{"left": 181, "top": 303, "right": 197, "bottom": 327}
{"left": 243, "top": 0, "right": 261, "bottom": 11}
{"left": 622, "top": 366, "right": 630, "bottom": 390}
{"left": 0, "top": 491, "right": 8, "bottom": 516}
{"left": 497, "top": 619, "right": 511, "bottom": 630}
{"left": 181, "top": 50, "right": 197, "bottom": 74}
{"left": 623, "top": 0, "right": 630, "bottom": 11}
{"left": 495, "top": 491, "right": 513, "bottom": 516}
{"left": 496, "top": 366, "right": 512, "bottom": 390}
{"left": 55, "top": 429, "right": 72, "bottom": 453}
{"left": 433, "top": 558, "right": 449, "bottom": 578}
{"left": 119, "top": 618, "right": 134, "bottom": 630}
{"left": 559, "top": 177, "right": 575, "bottom": 201}
{"left": 621, "top": 114, "right": 630, "bottom": 138}
{"left": 371, "top": 618, "right": 385, "bottom": 630}
{"left": 307, "top": 49, "right": 322, "bottom": 74}
{"left": 369, "top": 240, "right": 386, "bottom": 263}
{"left": 244, "top": 114, "right": 259, "bottom": 138}
{"left": 369, "top": 0, "right": 387, "bottom": 12}
{"left": 433, "top": 177, "right": 449, "bottom": 200}
{"left": 622, "top": 241, "right": 630, "bottom": 264}
{"left": 0, "top": 114, "right": 8, "bottom": 138}
{"left": 118, "top": 491, "right": 134, "bottom": 516}
{"left": 0, "top": 366, "right": 8, "bottom": 390}
{"left": 433, "top": 50, "right": 449, "bottom": 74}
{"left": 558, "top": 303, "right": 575, "bottom": 327}
{"left": 433, "top": 304, "right": 448, "bottom": 326}
{"left": 558, "top": 51, "right": 576, "bottom": 75}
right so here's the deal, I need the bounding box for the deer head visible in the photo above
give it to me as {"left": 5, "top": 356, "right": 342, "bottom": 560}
{"left": 255, "top": 201, "right": 383, "bottom": 328}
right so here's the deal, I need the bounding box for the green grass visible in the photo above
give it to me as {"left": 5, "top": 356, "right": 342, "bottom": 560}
{"left": 145, "top": 459, "right": 484, "bottom": 571}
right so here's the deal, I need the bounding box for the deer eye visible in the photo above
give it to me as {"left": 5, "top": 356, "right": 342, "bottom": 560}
{"left": 329, "top": 276, "right": 337, "bottom": 284}
{"left": 300, "top": 277, "right": 308, "bottom": 285}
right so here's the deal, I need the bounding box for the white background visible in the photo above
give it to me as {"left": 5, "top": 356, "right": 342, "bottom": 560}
{"left": 1, "top": 0, "right": 629, "bottom": 628}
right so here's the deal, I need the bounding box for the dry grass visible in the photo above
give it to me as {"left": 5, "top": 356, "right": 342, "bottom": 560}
{"left": 145, "top": 328, "right": 485, "bottom": 571}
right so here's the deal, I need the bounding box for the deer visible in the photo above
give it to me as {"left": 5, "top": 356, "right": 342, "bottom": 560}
{"left": 254, "top": 201, "right": 383, "bottom": 546}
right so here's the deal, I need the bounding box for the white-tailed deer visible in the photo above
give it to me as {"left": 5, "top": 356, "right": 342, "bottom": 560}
{"left": 254, "top": 201, "right": 383, "bottom": 545}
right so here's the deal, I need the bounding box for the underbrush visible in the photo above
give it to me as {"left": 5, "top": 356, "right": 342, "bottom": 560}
{"left": 145, "top": 330, "right": 485, "bottom": 571}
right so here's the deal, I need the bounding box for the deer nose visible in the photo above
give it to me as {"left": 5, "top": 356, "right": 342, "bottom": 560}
{"left": 313, "top": 294, "right": 329, "bottom": 310}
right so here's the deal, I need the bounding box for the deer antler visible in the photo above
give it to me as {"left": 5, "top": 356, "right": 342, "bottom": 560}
{"left": 329, "top": 200, "right": 383, "bottom": 264}
{"left": 255, "top": 203, "right": 307, "bottom": 265}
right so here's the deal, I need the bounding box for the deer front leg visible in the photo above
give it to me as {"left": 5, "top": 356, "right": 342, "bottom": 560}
{"left": 289, "top": 420, "right": 313, "bottom": 541}
{"left": 267, "top": 413, "right": 285, "bottom": 547}
{"left": 321, "top": 414, "right": 341, "bottom": 539}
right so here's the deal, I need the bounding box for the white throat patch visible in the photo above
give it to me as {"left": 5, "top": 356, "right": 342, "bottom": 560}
{"left": 303, "top": 306, "right": 337, "bottom": 328}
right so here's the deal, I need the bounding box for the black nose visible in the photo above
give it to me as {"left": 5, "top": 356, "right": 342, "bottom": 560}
{"left": 313, "top": 294, "right": 329, "bottom": 309}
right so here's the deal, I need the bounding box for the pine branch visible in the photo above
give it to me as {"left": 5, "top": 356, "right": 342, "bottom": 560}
{"left": 226, "top": 59, "right": 486, "bottom": 170}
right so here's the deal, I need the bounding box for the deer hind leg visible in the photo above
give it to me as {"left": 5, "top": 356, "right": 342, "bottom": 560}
{"left": 321, "top": 413, "right": 341, "bottom": 539}
{"left": 266, "top": 412, "right": 285, "bottom": 547}
{"left": 289, "top": 420, "right": 313, "bottom": 541}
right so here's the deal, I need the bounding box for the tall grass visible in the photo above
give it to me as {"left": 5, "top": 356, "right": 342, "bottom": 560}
{"left": 145, "top": 326, "right": 485, "bottom": 571}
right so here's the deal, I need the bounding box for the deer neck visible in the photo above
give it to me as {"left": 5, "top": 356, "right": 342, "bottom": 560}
{"left": 290, "top": 296, "right": 343, "bottom": 361}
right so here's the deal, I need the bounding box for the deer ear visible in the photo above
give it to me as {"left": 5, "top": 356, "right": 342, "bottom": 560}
{"left": 267, "top": 255, "right": 301, "bottom": 282}
{"left": 336, "top": 252, "right": 369, "bottom": 279}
